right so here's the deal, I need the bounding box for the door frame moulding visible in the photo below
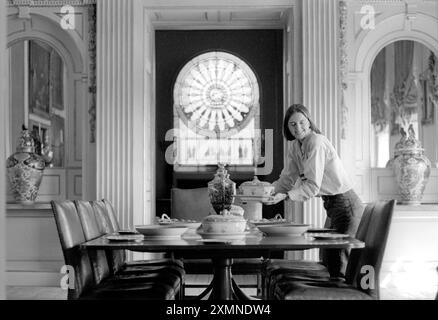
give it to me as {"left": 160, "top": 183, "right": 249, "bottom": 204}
{"left": 6, "top": 6, "right": 94, "bottom": 200}
{"left": 139, "top": 1, "right": 298, "bottom": 219}
{"left": 348, "top": 12, "right": 438, "bottom": 202}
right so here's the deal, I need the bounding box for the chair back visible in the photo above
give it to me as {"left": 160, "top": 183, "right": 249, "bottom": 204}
{"left": 171, "top": 187, "right": 214, "bottom": 221}
{"left": 102, "top": 199, "right": 121, "bottom": 231}
{"left": 74, "top": 200, "right": 111, "bottom": 285}
{"left": 51, "top": 200, "right": 95, "bottom": 300}
{"left": 345, "top": 199, "right": 396, "bottom": 299}
{"left": 435, "top": 266, "right": 438, "bottom": 300}
{"left": 92, "top": 200, "right": 115, "bottom": 234}
{"left": 344, "top": 202, "right": 375, "bottom": 278}
{"left": 92, "top": 200, "right": 126, "bottom": 274}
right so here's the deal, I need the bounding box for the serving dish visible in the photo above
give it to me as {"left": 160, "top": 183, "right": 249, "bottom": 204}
{"left": 201, "top": 213, "right": 247, "bottom": 234}
{"left": 257, "top": 223, "right": 310, "bottom": 236}
{"left": 135, "top": 225, "right": 188, "bottom": 237}
{"left": 238, "top": 176, "right": 275, "bottom": 197}
{"left": 157, "top": 213, "right": 201, "bottom": 229}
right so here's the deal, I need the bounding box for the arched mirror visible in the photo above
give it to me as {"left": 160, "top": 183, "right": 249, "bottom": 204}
{"left": 370, "top": 40, "right": 438, "bottom": 168}
{"left": 9, "top": 39, "right": 66, "bottom": 167}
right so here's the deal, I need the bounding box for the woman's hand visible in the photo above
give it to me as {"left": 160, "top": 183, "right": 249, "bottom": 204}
{"left": 263, "top": 193, "right": 287, "bottom": 205}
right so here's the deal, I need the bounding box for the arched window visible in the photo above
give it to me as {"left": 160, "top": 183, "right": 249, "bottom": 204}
{"left": 173, "top": 51, "right": 260, "bottom": 168}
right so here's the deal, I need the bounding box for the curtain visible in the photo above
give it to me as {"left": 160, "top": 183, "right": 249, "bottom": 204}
{"left": 371, "top": 48, "right": 388, "bottom": 133}
{"left": 391, "top": 41, "right": 419, "bottom": 131}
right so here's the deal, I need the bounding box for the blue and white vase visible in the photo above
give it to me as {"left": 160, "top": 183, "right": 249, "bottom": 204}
{"left": 6, "top": 130, "right": 45, "bottom": 204}
{"left": 391, "top": 128, "right": 431, "bottom": 205}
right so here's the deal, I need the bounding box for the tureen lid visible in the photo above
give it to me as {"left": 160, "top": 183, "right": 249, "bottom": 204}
{"left": 240, "top": 176, "right": 272, "bottom": 187}
{"left": 203, "top": 213, "right": 246, "bottom": 222}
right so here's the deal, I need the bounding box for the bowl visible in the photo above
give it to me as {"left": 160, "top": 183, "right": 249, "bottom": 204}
{"left": 156, "top": 213, "right": 201, "bottom": 229}
{"left": 135, "top": 225, "right": 188, "bottom": 237}
{"left": 201, "top": 214, "right": 247, "bottom": 234}
{"left": 257, "top": 223, "right": 310, "bottom": 236}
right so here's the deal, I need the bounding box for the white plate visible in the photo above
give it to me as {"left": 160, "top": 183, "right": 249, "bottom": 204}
{"left": 106, "top": 235, "right": 143, "bottom": 242}
{"left": 258, "top": 224, "right": 310, "bottom": 236}
{"left": 135, "top": 225, "right": 188, "bottom": 237}
{"left": 311, "top": 233, "right": 350, "bottom": 240}
{"left": 306, "top": 228, "right": 336, "bottom": 233}
{"left": 197, "top": 230, "right": 250, "bottom": 240}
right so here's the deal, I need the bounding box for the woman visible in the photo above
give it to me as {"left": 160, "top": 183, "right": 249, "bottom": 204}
{"left": 266, "top": 104, "right": 363, "bottom": 278}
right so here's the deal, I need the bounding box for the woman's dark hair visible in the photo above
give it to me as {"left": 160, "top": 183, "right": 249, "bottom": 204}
{"left": 283, "top": 104, "right": 322, "bottom": 141}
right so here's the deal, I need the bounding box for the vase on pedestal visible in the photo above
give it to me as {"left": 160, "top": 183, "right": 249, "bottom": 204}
{"left": 390, "top": 126, "right": 431, "bottom": 205}
{"left": 6, "top": 130, "right": 45, "bottom": 204}
{"left": 207, "top": 164, "right": 236, "bottom": 214}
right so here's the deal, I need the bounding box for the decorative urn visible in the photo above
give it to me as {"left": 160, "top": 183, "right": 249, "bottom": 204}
{"left": 390, "top": 125, "right": 431, "bottom": 205}
{"left": 207, "top": 164, "right": 236, "bottom": 214}
{"left": 6, "top": 130, "right": 45, "bottom": 204}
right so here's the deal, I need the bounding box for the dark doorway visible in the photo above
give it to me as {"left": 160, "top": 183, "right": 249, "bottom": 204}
{"left": 155, "top": 29, "right": 284, "bottom": 219}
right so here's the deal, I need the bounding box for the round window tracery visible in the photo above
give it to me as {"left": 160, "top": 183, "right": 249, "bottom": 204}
{"left": 173, "top": 52, "right": 259, "bottom": 137}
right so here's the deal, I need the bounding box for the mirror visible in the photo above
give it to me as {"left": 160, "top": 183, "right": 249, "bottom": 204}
{"left": 370, "top": 40, "right": 438, "bottom": 168}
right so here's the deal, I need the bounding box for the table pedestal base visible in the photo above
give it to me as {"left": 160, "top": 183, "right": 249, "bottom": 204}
{"left": 190, "top": 258, "right": 255, "bottom": 300}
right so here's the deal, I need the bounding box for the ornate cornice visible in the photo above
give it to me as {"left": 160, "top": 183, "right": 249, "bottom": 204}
{"left": 7, "top": 0, "right": 96, "bottom": 7}
{"left": 339, "top": 0, "right": 348, "bottom": 140}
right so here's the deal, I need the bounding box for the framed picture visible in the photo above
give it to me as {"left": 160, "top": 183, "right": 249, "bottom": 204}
{"left": 29, "top": 41, "right": 51, "bottom": 119}
{"left": 421, "top": 79, "right": 435, "bottom": 125}
{"left": 50, "top": 50, "right": 64, "bottom": 111}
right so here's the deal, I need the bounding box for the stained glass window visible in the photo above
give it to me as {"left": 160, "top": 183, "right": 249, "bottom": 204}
{"left": 173, "top": 51, "right": 260, "bottom": 167}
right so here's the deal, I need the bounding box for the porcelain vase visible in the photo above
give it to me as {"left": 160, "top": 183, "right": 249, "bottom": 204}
{"left": 6, "top": 130, "right": 45, "bottom": 204}
{"left": 391, "top": 131, "right": 431, "bottom": 205}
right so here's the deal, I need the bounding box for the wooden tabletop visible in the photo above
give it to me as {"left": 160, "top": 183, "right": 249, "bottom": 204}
{"left": 81, "top": 231, "right": 365, "bottom": 256}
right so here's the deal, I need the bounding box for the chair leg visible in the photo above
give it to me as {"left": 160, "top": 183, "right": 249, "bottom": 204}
{"left": 256, "top": 273, "right": 262, "bottom": 297}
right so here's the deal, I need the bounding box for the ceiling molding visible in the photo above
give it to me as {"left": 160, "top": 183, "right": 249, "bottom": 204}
{"left": 147, "top": 7, "right": 289, "bottom": 29}
{"left": 7, "top": 0, "right": 96, "bottom": 6}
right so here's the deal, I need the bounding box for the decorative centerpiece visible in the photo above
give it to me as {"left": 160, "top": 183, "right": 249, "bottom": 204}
{"left": 6, "top": 129, "right": 45, "bottom": 204}
{"left": 389, "top": 125, "right": 431, "bottom": 205}
{"left": 207, "top": 164, "right": 236, "bottom": 214}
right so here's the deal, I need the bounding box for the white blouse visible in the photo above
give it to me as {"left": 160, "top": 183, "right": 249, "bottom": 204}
{"left": 272, "top": 132, "right": 352, "bottom": 201}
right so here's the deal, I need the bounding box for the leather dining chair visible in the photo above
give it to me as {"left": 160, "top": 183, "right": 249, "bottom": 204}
{"left": 263, "top": 201, "right": 374, "bottom": 299}
{"left": 51, "top": 200, "right": 177, "bottom": 300}
{"left": 76, "top": 200, "right": 185, "bottom": 299}
{"left": 435, "top": 266, "right": 438, "bottom": 300}
{"left": 269, "top": 199, "right": 396, "bottom": 300}
{"left": 170, "top": 187, "right": 265, "bottom": 297}
{"left": 93, "top": 200, "right": 185, "bottom": 277}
